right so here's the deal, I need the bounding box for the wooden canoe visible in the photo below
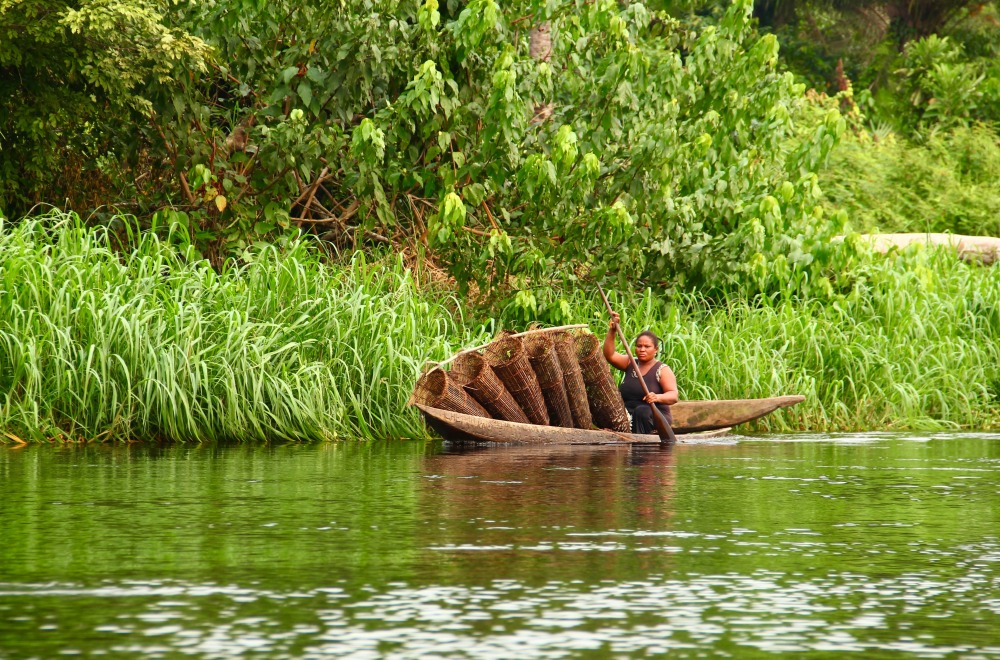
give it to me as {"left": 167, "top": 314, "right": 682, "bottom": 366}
{"left": 670, "top": 395, "right": 804, "bottom": 432}
{"left": 417, "top": 405, "right": 732, "bottom": 444}
{"left": 416, "top": 394, "right": 804, "bottom": 445}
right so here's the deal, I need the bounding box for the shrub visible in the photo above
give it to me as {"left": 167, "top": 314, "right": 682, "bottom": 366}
{"left": 0, "top": 0, "right": 209, "bottom": 212}
{"left": 819, "top": 123, "right": 1000, "bottom": 236}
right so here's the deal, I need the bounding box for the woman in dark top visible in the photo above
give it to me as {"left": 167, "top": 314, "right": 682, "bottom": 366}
{"left": 603, "top": 312, "right": 678, "bottom": 434}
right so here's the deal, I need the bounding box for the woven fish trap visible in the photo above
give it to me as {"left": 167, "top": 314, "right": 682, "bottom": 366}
{"left": 451, "top": 352, "right": 529, "bottom": 424}
{"left": 483, "top": 333, "right": 549, "bottom": 426}
{"left": 549, "top": 331, "right": 593, "bottom": 429}
{"left": 573, "top": 332, "right": 630, "bottom": 432}
{"left": 410, "top": 367, "right": 491, "bottom": 418}
{"left": 523, "top": 334, "right": 574, "bottom": 428}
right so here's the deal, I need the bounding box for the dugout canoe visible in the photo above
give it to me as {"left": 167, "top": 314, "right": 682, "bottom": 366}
{"left": 417, "top": 405, "right": 732, "bottom": 444}
{"left": 670, "top": 395, "right": 804, "bottom": 432}
{"left": 416, "top": 395, "right": 803, "bottom": 445}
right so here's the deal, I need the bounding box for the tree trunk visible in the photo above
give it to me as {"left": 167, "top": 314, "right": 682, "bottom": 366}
{"left": 529, "top": 21, "right": 553, "bottom": 125}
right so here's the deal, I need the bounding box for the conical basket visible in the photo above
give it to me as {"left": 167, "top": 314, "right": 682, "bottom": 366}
{"left": 523, "top": 334, "right": 574, "bottom": 428}
{"left": 549, "top": 330, "right": 593, "bottom": 429}
{"left": 451, "top": 352, "right": 529, "bottom": 424}
{"left": 483, "top": 333, "right": 549, "bottom": 426}
{"left": 574, "top": 332, "right": 630, "bottom": 432}
{"left": 410, "top": 367, "right": 491, "bottom": 418}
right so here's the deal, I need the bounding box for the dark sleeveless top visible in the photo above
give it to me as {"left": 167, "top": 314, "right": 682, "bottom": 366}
{"left": 619, "top": 360, "right": 672, "bottom": 422}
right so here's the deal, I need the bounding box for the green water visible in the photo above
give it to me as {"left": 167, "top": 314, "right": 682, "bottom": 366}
{"left": 1, "top": 434, "right": 999, "bottom": 657}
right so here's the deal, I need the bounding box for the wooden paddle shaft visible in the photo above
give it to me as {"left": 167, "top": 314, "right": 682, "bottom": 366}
{"left": 596, "top": 284, "right": 676, "bottom": 444}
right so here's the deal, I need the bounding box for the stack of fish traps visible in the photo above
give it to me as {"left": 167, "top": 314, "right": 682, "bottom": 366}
{"left": 411, "top": 327, "right": 629, "bottom": 432}
{"left": 409, "top": 367, "right": 490, "bottom": 418}
{"left": 450, "top": 351, "right": 529, "bottom": 424}
{"left": 483, "top": 332, "right": 549, "bottom": 426}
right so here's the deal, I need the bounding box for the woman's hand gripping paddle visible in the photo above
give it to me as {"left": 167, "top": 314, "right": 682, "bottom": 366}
{"left": 597, "top": 283, "right": 677, "bottom": 445}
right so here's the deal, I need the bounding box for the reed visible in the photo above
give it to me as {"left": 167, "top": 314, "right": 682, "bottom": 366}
{"left": 0, "top": 213, "right": 484, "bottom": 442}
{"left": 557, "top": 249, "right": 1000, "bottom": 431}
{"left": 4, "top": 212, "right": 1000, "bottom": 442}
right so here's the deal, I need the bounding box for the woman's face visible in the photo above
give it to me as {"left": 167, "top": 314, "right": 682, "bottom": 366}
{"left": 634, "top": 336, "right": 657, "bottom": 362}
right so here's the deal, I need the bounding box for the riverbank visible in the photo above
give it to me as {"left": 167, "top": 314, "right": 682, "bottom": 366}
{"left": 2, "top": 213, "right": 999, "bottom": 442}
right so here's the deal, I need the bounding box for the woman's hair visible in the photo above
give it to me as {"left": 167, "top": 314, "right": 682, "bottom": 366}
{"left": 635, "top": 330, "right": 660, "bottom": 349}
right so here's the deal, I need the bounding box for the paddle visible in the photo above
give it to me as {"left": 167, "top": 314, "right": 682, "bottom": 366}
{"left": 597, "top": 283, "right": 677, "bottom": 445}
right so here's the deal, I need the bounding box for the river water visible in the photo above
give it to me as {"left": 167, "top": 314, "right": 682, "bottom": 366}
{"left": 1, "top": 433, "right": 999, "bottom": 658}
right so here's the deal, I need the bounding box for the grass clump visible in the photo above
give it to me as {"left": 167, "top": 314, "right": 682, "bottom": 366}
{"left": 0, "top": 212, "right": 478, "bottom": 442}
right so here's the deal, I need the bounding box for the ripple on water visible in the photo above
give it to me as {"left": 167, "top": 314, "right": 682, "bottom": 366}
{"left": 3, "top": 567, "right": 1000, "bottom": 658}
{"left": 2, "top": 434, "right": 1000, "bottom": 657}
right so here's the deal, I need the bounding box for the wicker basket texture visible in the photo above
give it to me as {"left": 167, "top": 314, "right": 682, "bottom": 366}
{"left": 549, "top": 331, "right": 593, "bottom": 429}
{"left": 411, "top": 367, "right": 491, "bottom": 418}
{"left": 573, "top": 332, "right": 630, "bottom": 432}
{"left": 523, "top": 334, "right": 575, "bottom": 428}
{"left": 483, "top": 333, "right": 550, "bottom": 425}
{"left": 451, "top": 352, "right": 529, "bottom": 423}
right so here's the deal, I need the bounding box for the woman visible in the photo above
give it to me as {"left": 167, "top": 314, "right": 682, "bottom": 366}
{"left": 603, "top": 312, "right": 678, "bottom": 434}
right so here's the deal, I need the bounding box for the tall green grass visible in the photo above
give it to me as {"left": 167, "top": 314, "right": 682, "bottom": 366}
{"left": 4, "top": 212, "right": 1000, "bottom": 442}
{"left": 563, "top": 247, "right": 1000, "bottom": 431}
{"left": 0, "top": 213, "right": 483, "bottom": 442}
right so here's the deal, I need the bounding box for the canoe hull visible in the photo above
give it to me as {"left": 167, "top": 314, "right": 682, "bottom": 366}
{"left": 416, "top": 395, "right": 804, "bottom": 445}
{"left": 670, "top": 395, "right": 804, "bottom": 432}
{"left": 417, "top": 405, "right": 730, "bottom": 445}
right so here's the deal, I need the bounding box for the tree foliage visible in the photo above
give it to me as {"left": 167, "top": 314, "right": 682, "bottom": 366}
{"left": 3, "top": 0, "right": 849, "bottom": 316}
{"left": 0, "top": 0, "right": 210, "bottom": 210}
{"left": 755, "top": 0, "right": 982, "bottom": 43}
{"left": 754, "top": 0, "right": 999, "bottom": 133}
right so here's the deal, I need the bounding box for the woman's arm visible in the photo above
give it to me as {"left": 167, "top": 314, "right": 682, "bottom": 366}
{"left": 603, "top": 312, "right": 630, "bottom": 371}
{"left": 644, "top": 364, "right": 679, "bottom": 405}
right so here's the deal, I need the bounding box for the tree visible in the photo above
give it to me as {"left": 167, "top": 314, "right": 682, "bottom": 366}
{"left": 753, "top": 0, "right": 984, "bottom": 46}
{"left": 0, "top": 0, "right": 209, "bottom": 214}
{"left": 3, "top": 0, "right": 847, "bottom": 310}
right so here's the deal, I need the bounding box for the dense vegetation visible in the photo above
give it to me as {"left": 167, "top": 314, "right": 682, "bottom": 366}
{"left": 1, "top": 211, "right": 998, "bottom": 441}
{"left": 820, "top": 124, "right": 1000, "bottom": 236}
{"left": 1, "top": 0, "right": 999, "bottom": 440}
{"left": 0, "top": 214, "right": 479, "bottom": 442}
{"left": 755, "top": 0, "right": 1000, "bottom": 237}
{"left": 3, "top": 0, "right": 850, "bottom": 309}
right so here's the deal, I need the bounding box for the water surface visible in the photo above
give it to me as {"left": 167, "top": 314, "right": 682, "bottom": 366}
{"left": 1, "top": 433, "right": 999, "bottom": 657}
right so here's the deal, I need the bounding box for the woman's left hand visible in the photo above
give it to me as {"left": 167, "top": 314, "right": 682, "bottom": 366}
{"left": 643, "top": 393, "right": 659, "bottom": 405}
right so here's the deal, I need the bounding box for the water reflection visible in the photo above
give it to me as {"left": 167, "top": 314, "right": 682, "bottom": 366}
{"left": 1, "top": 434, "right": 999, "bottom": 657}
{"left": 415, "top": 444, "right": 695, "bottom": 582}
{"left": 0, "top": 442, "right": 430, "bottom": 586}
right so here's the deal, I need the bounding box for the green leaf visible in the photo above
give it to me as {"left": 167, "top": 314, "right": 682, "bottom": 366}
{"left": 465, "top": 182, "right": 485, "bottom": 207}
{"left": 297, "top": 81, "right": 313, "bottom": 109}
{"left": 306, "top": 67, "right": 327, "bottom": 84}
